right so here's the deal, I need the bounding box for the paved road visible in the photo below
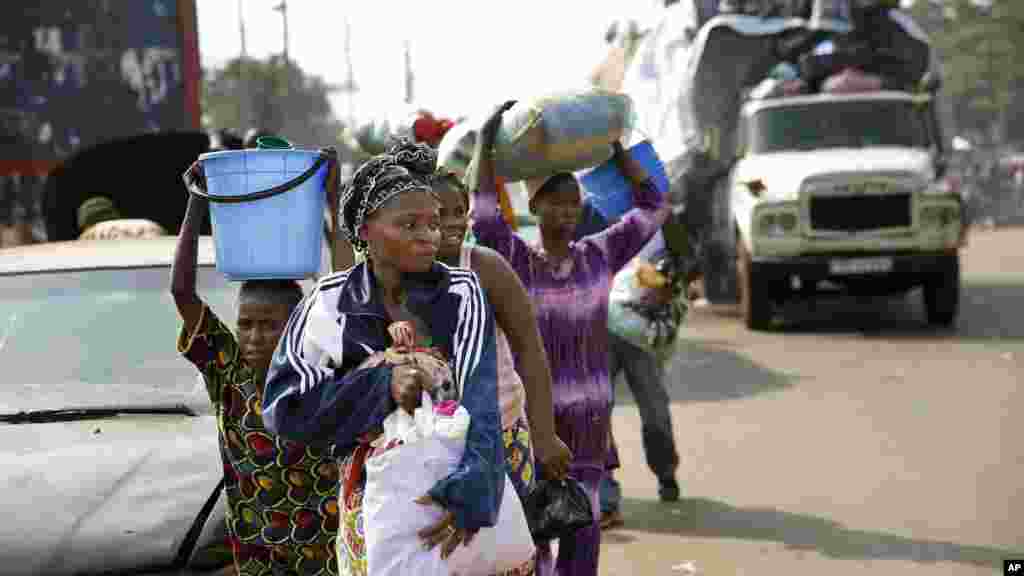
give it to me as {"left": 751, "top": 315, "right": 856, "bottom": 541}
{"left": 599, "top": 227, "right": 1023, "bottom": 575}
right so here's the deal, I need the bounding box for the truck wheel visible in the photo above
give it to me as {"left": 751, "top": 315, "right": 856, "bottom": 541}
{"left": 737, "top": 236, "right": 773, "bottom": 331}
{"left": 923, "top": 254, "right": 960, "bottom": 328}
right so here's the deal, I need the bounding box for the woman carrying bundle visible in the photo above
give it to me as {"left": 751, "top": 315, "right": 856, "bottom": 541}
{"left": 469, "top": 102, "right": 669, "bottom": 576}
{"left": 261, "top": 146, "right": 505, "bottom": 575}
{"left": 391, "top": 141, "right": 574, "bottom": 508}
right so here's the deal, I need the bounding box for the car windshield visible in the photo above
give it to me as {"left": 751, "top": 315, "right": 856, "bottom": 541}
{"left": 748, "top": 99, "right": 932, "bottom": 154}
{"left": 1, "top": 266, "right": 240, "bottom": 412}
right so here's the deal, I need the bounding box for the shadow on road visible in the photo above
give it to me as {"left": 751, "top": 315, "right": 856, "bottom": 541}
{"left": 768, "top": 282, "right": 1024, "bottom": 341}
{"left": 614, "top": 497, "right": 1015, "bottom": 569}
{"left": 614, "top": 339, "right": 798, "bottom": 406}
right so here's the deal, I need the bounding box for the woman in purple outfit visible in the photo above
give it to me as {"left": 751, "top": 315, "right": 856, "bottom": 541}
{"left": 469, "top": 102, "right": 668, "bottom": 576}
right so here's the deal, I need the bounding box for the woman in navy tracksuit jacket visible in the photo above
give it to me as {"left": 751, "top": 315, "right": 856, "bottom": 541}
{"left": 261, "top": 142, "right": 503, "bottom": 572}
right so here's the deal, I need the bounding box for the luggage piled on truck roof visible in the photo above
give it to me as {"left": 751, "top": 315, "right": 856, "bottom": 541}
{"left": 620, "top": 0, "right": 942, "bottom": 292}
{"left": 682, "top": 0, "right": 936, "bottom": 168}
{"left": 741, "top": 0, "right": 934, "bottom": 103}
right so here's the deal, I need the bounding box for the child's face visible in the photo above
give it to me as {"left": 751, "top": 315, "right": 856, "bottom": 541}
{"left": 430, "top": 374, "right": 459, "bottom": 405}
{"left": 236, "top": 301, "right": 292, "bottom": 377}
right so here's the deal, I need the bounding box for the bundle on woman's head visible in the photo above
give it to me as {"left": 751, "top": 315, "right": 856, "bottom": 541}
{"left": 340, "top": 138, "right": 440, "bottom": 251}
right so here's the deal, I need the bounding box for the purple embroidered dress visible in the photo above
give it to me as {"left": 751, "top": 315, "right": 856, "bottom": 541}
{"left": 471, "top": 175, "right": 667, "bottom": 576}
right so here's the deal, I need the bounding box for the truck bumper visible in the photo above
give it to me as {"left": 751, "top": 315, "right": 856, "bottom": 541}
{"left": 751, "top": 251, "right": 957, "bottom": 294}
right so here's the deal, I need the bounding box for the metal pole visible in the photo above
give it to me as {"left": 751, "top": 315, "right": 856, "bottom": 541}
{"left": 272, "top": 0, "right": 290, "bottom": 106}
{"left": 343, "top": 17, "right": 358, "bottom": 128}
{"left": 282, "top": 0, "right": 289, "bottom": 63}
{"left": 273, "top": 0, "right": 289, "bottom": 63}
{"left": 238, "top": 0, "right": 247, "bottom": 58}
{"left": 237, "top": 0, "right": 249, "bottom": 130}
{"left": 403, "top": 40, "right": 413, "bottom": 105}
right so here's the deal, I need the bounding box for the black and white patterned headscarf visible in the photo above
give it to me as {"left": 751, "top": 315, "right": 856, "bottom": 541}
{"left": 340, "top": 139, "right": 439, "bottom": 252}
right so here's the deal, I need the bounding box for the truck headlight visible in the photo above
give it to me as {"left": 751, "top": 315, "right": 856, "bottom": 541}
{"left": 757, "top": 211, "right": 799, "bottom": 237}
{"left": 920, "top": 204, "right": 959, "bottom": 228}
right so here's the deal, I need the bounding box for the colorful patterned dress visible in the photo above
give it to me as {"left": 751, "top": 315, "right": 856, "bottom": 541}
{"left": 471, "top": 177, "right": 667, "bottom": 576}
{"left": 179, "top": 304, "right": 340, "bottom": 576}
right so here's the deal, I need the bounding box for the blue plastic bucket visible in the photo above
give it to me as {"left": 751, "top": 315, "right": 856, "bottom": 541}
{"left": 191, "top": 147, "right": 330, "bottom": 280}
{"left": 579, "top": 140, "right": 670, "bottom": 222}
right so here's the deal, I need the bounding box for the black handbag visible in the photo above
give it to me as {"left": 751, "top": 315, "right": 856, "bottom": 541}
{"left": 522, "top": 477, "right": 594, "bottom": 543}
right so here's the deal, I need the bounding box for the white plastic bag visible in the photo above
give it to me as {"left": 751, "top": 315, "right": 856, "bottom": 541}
{"left": 608, "top": 256, "right": 687, "bottom": 360}
{"left": 363, "top": 392, "right": 535, "bottom": 576}
{"left": 436, "top": 121, "right": 478, "bottom": 183}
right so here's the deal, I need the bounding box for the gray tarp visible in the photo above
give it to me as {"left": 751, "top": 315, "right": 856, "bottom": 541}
{"left": 622, "top": 6, "right": 937, "bottom": 301}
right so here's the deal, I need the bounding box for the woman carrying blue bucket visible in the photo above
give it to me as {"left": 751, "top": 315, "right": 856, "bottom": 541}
{"left": 261, "top": 145, "right": 508, "bottom": 575}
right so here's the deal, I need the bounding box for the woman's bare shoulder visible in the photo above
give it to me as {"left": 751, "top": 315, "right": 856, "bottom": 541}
{"left": 468, "top": 244, "right": 507, "bottom": 273}
{"left": 467, "top": 245, "right": 527, "bottom": 294}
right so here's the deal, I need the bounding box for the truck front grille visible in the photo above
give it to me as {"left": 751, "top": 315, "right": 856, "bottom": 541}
{"left": 809, "top": 194, "right": 912, "bottom": 233}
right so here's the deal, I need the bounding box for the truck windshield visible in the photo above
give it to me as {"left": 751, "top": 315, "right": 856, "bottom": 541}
{"left": 748, "top": 99, "right": 931, "bottom": 154}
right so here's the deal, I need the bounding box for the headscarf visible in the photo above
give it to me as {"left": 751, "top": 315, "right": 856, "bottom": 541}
{"left": 340, "top": 139, "right": 437, "bottom": 252}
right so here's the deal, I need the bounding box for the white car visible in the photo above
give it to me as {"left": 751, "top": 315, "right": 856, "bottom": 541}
{"left": 0, "top": 237, "right": 282, "bottom": 575}
{"left": 728, "top": 90, "right": 963, "bottom": 330}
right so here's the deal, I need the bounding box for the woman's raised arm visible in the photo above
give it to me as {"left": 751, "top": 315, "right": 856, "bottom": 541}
{"left": 468, "top": 102, "right": 532, "bottom": 276}
{"left": 580, "top": 142, "right": 669, "bottom": 274}
{"left": 170, "top": 192, "right": 207, "bottom": 334}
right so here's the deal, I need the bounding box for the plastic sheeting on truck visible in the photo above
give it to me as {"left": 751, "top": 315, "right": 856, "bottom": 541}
{"left": 620, "top": 4, "right": 939, "bottom": 303}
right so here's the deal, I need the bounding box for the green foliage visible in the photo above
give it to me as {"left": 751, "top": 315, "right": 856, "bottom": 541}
{"left": 201, "top": 55, "right": 343, "bottom": 148}
{"left": 910, "top": 0, "right": 1024, "bottom": 140}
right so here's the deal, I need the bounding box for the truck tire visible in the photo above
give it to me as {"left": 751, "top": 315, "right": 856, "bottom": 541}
{"left": 737, "top": 235, "right": 773, "bottom": 331}
{"left": 923, "top": 254, "right": 960, "bottom": 328}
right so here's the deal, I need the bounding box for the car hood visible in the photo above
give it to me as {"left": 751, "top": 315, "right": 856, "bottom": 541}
{"left": 0, "top": 413, "right": 222, "bottom": 574}
{"left": 733, "top": 147, "right": 934, "bottom": 202}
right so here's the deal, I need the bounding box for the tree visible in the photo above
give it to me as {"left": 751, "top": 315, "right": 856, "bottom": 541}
{"left": 201, "top": 55, "right": 344, "bottom": 149}
{"left": 910, "top": 0, "right": 1024, "bottom": 143}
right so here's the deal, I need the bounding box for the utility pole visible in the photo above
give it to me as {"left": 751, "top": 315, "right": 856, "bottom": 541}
{"left": 272, "top": 0, "right": 290, "bottom": 105}
{"left": 238, "top": 0, "right": 249, "bottom": 130}
{"left": 238, "top": 0, "right": 247, "bottom": 58}
{"left": 273, "top": 0, "right": 289, "bottom": 64}
{"left": 338, "top": 17, "right": 359, "bottom": 128}
{"left": 403, "top": 39, "right": 414, "bottom": 105}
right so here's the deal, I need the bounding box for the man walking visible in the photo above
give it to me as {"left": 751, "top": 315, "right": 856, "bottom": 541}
{"left": 574, "top": 197, "right": 681, "bottom": 528}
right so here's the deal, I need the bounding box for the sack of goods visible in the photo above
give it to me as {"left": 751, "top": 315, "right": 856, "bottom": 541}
{"left": 608, "top": 251, "right": 689, "bottom": 360}
{"left": 362, "top": 390, "right": 535, "bottom": 576}
{"left": 821, "top": 67, "right": 884, "bottom": 94}
{"left": 492, "top": 88, "right": 636, "bottom": 182}
{"left": 748, "top": 77, "right": 809, "bottom": 100}
{"left": 358, "top": 325, "right": 534, "bottom": 576}
{"left": 434, "top": 122, "right": 522, "bottom": 231}
{"left": 78, "top": 218, "right": 168, "bottom": 240}
{"left": 436, "top": 121, "right": 478, "bottom": 182}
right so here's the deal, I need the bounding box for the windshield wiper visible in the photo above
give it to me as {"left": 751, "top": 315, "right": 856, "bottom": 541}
{"left": 0, "top": 404, "right": 196, "bottom": 424}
